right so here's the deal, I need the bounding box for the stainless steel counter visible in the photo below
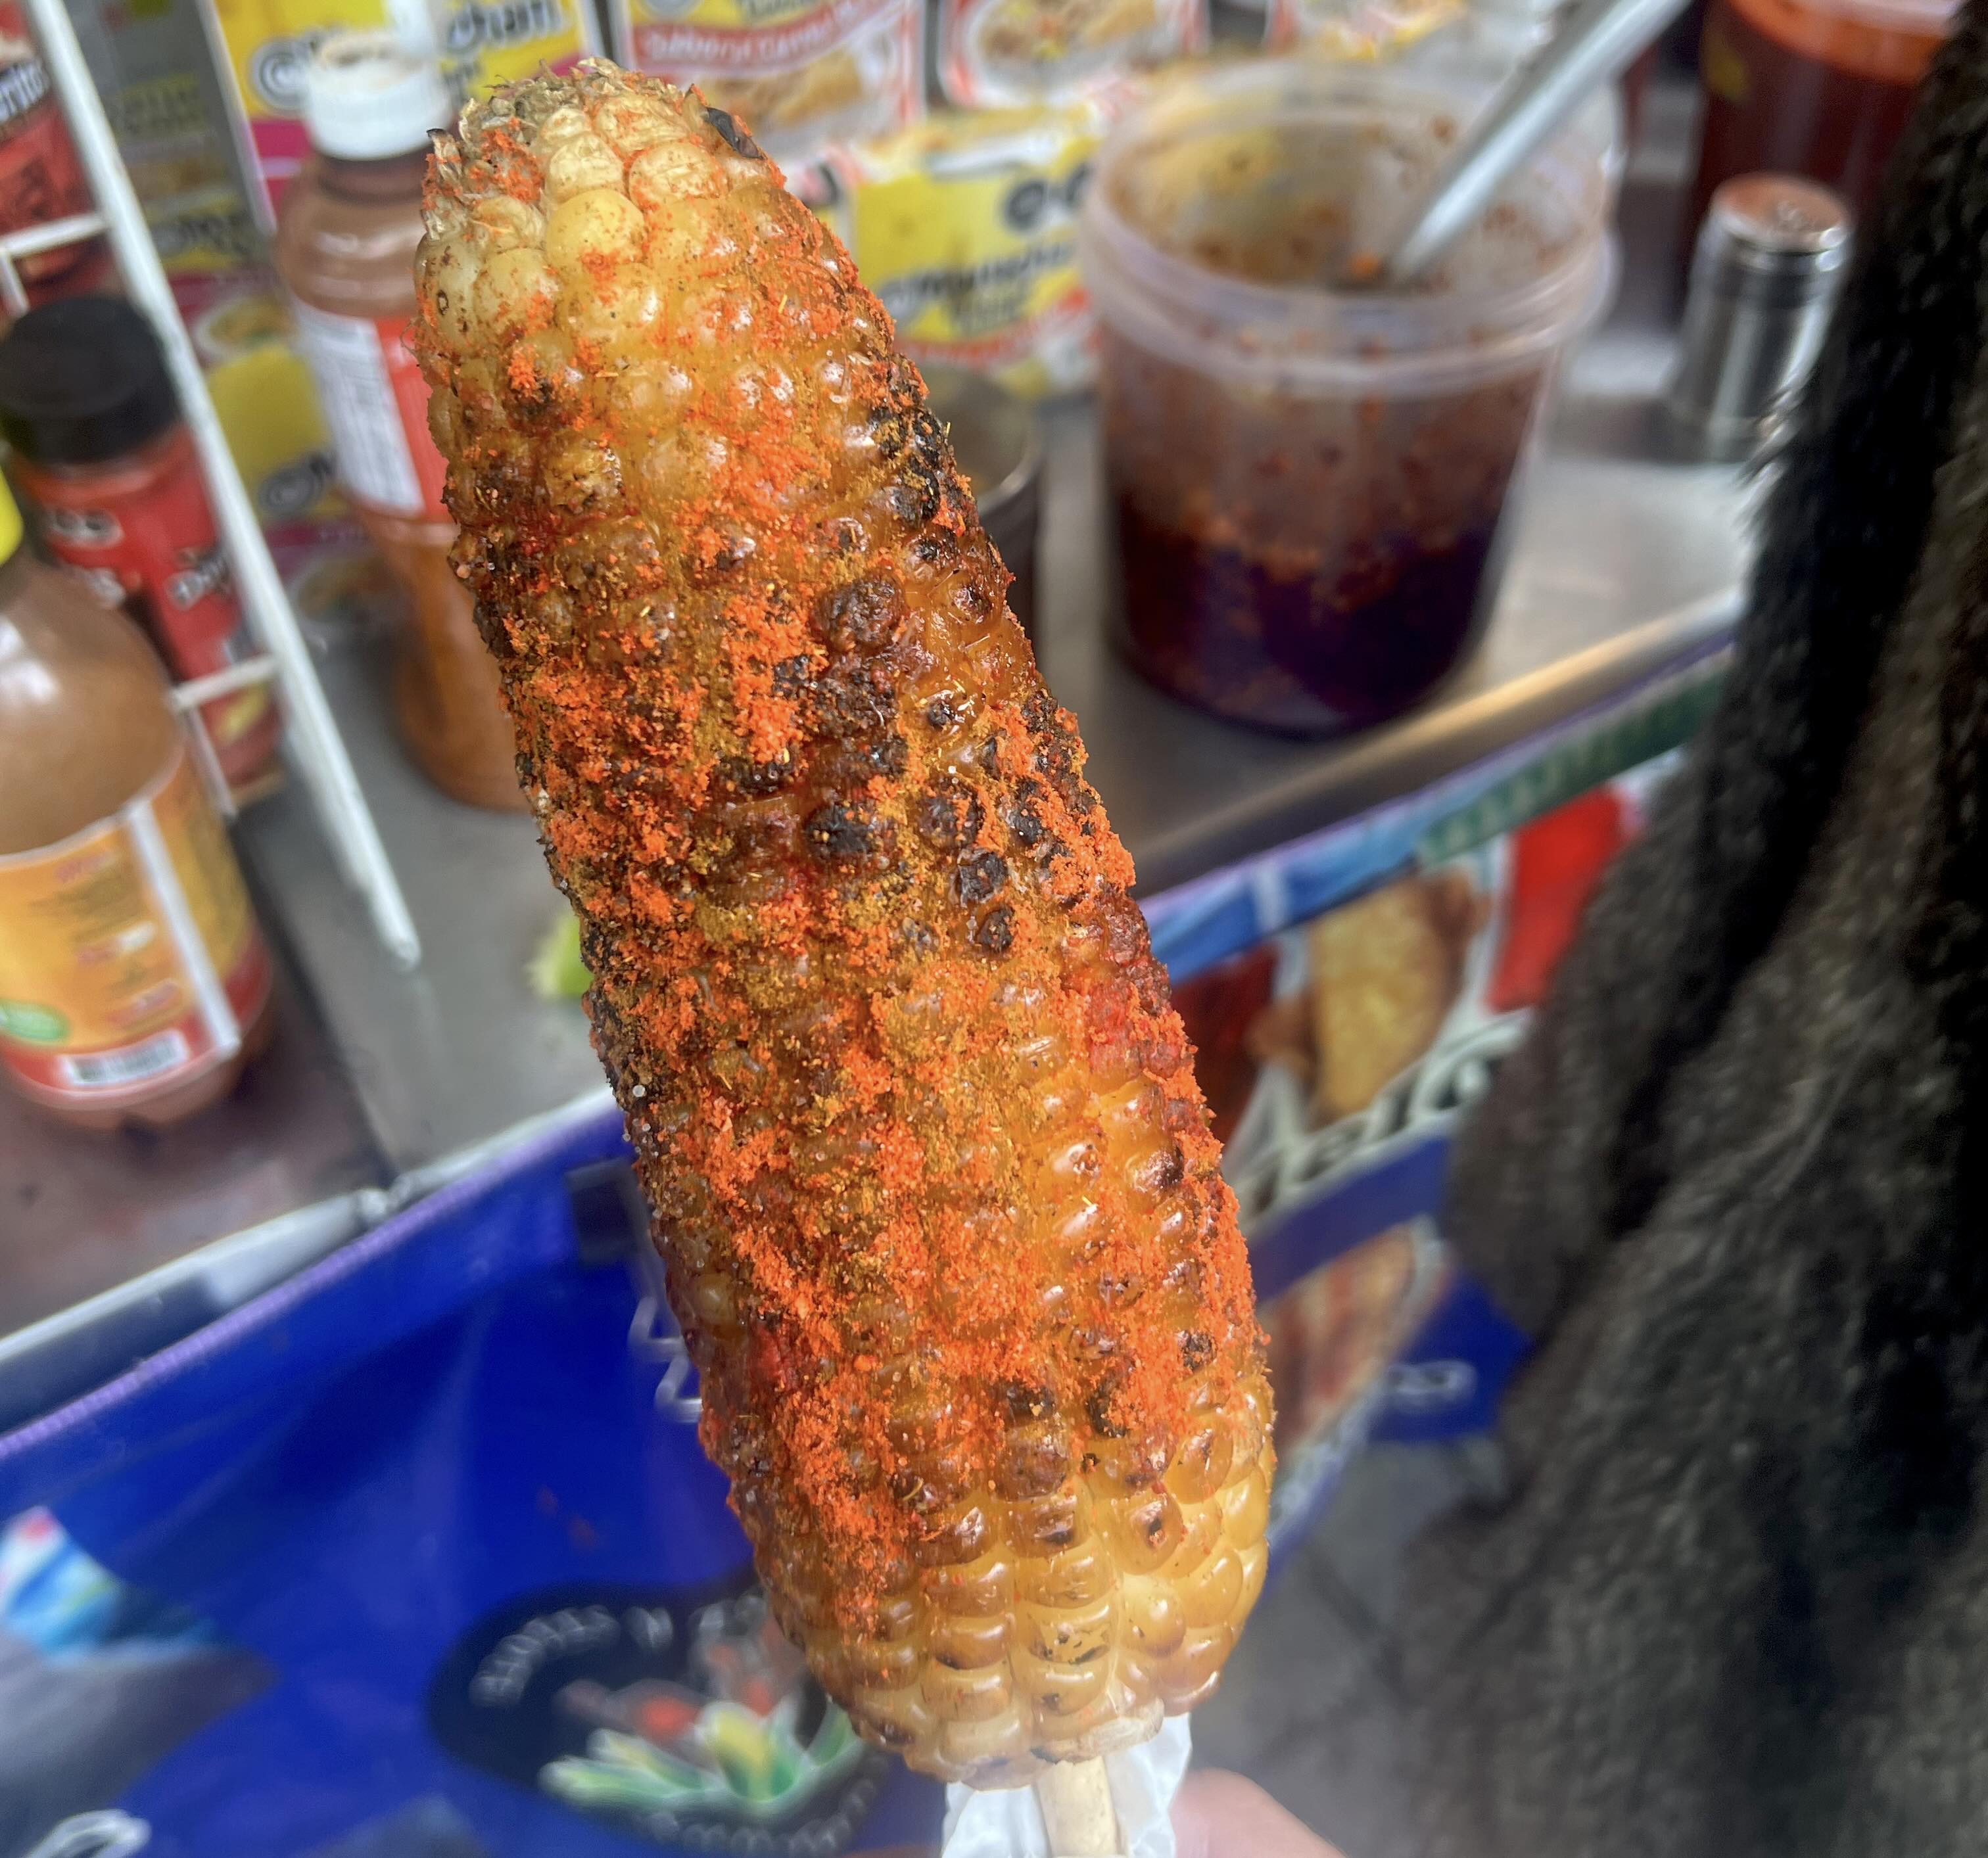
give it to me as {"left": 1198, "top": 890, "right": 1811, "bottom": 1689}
{"left": 239, "top": 645, "right": 615, "bottom": 1172}
{"left": 0, "top": 980, "right": 377, "bottom": 1339}
{"left": 0, "top": 950, "right": 385, "bottom": 1427}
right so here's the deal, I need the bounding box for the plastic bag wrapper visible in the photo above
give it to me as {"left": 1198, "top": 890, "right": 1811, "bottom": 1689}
{"left": 0, "top": 1115, "right": 943, "bottom": 1858}
{"left": 937, "top": 0, "right": 1206, "bottom": 107}
{"left": 607, "top": 0, "right": 924, "bottom": 164}
{"left": 1264, "top": 0, "right": 1461, "bottom": 56}
{"left": 807, "top": 101, "right": 1109, "bottom": 398}
{"left": 941, "top": 1715, "right": 1193, "bottom": 1858}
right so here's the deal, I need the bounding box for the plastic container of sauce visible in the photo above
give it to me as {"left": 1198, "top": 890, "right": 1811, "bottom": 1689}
{"left": 273, "top": 32, "right": 525, "bottom": 814}
{"left": 1079, "top": 62, "right": 1611, "bottom": 735}
{"left": 1688, "top": 0, "right": 1958, "bottom": 237}
{"left": 0, "top": 471, "right": 274, "bottom": 1130}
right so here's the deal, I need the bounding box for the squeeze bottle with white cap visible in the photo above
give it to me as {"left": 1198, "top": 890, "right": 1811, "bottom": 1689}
{"left": 273, "top": 30, "right": 525, "bottom": 812}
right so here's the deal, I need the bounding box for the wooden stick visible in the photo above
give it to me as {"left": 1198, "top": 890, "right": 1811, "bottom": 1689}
{"left": 1035, "top": 1757, "right": 1122, "bottom": 1856}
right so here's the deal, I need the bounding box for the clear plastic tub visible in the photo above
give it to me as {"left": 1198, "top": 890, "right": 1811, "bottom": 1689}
{"left": 1078, "top": 62, "right": 1613, "bottom": 735}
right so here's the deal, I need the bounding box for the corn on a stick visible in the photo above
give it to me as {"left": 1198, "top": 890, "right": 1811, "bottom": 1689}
{"left": 414, "top": 62, "right": 1273, "bottom": 1792}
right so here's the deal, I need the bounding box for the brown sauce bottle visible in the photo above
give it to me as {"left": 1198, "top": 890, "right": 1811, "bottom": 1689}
{"left": 0, "top": 471, "right": 274, "bottom": 1130}
{"left": 1688, "top": 0, "right": 1956, "bottom": 244}
{"left": 273, "top": 31, "right": 525, "bottom": 813}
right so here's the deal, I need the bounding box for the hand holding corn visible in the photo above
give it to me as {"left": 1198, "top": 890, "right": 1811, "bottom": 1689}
{"left": 414, "top": 63, "right": 1273, "bottom": 1791}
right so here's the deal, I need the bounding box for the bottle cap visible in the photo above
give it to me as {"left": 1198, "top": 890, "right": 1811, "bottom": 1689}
{"left": 1701, "top": 174, "right": 1854, "bottom": 289}
{"left": 1665, "top": 174, "right": 1853, "bottom": 463}
{"left": 302, "top": 30, "right": 450, "bottom": 162}
{"left": 0, "top": 296, "right": 181, "bottom": 467}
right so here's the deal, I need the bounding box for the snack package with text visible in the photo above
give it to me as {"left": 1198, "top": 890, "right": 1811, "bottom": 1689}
{"left": 185, "top": 275, "right": 360, "bottom": 575}
{"left": 1261, "top": 0, "right": 1459, "bottom": 54}
{"left": 73, "top": 0, "right": 262, "bottom": 278}
{"left": 608, "top": 0, "right": 923, "bottom": 164}
{"left": 199, "top": 0, "right": 599, "bottom": 223}
{"left": 937, "top": 0, "right": 1202, "bottom": 108}
{"left": 70, "top": 0, "right": 355, "bottom": 574}
{"left": 1150, "top": 652, "right": 1727, "bottom": 1546}
{"left": 0, "top": 0, "right": 111, "bottom": 303}
{"left": 811, "top": 100, "right": 1104, "bottom": 397}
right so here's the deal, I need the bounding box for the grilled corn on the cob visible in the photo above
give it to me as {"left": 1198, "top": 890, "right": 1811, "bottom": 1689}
{"left": 414, "top": 63, "right": 1272, "bottom": 1786}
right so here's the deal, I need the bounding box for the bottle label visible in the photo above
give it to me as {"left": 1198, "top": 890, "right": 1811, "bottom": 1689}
{"left": 287, "top": 300, "right": 450, "bottom": 521}
{"left": 30, "top": 440, "right": 274, "bottom": 762}
{"left": 0, "top": 745, "right": 272, "bottom": 1111}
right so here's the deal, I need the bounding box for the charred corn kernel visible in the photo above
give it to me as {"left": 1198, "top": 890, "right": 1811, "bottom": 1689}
{"left": 937, "top": 1712, "right": 1032, "bottom": 1773}
{"left": 414, "top": 59, "right": 1273, "bottom": 1788}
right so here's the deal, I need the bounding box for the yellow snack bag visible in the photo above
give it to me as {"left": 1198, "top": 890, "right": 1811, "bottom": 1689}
{"left": 199, "top": 0, "right": 599, "bottom": 223}
{"left": 73, "top": 0, "right": 266, "bottom": 276}
{"left": 812, "top": 101, "right": 1106, "bottom": 398}
{"left": 607, "top": 0, "right": 924, "bottom": 163}
{"left": 203, "top": 323, "right": 341, "bottom": 530}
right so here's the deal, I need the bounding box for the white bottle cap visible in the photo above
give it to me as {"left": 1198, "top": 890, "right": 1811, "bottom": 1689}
{"left": 302, "top": 30, "right": 451, "bottom": 162}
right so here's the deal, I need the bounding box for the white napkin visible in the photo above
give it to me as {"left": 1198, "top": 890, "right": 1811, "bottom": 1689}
{"left": 939, "top": 1716, "right": 1193, "bottom": 1858}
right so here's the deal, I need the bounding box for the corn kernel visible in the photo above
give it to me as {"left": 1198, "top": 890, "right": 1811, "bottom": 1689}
{"left": 473, "top": 247, "right": 556, "bottom": 342}
{"left": 546, "top": 187, "right": 646, "bottom": 275}
{"left": 543, "top": 133, "right": 623, "bottom": 203}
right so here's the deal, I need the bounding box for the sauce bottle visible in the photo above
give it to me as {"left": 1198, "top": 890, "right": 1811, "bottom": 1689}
{"left": 0, "top": 471, "right": 274, "bottom": 1130}
{"left": 0, "top": 296, "right": 283, "bottom": 795}
{"left": 273, "top": 31, "right": 525, "bottom": 814}
{"left": 1687, "top": 0, "right": 1958, "bottom": 244}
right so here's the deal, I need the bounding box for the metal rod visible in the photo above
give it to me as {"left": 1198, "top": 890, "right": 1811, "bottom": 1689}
{"left": 169, "top": 654, "right": 285, "bottom": 818}
{"left": 20, "top": 0, "right": 422, "bottom": 968}
{"left": 166, "top": 653, "right": 283, "bottom": 709}
{"left": 0, "top": 210, "right": 108, "bottom": 259}
{"left": 182, "top": 707, "right": 238, "bottom": 820}
{"left": 1380, "top": 0, "right": 1692, "bottom": 286}
{"left": 0, "top": 212, "right": 110, "bottom": 327}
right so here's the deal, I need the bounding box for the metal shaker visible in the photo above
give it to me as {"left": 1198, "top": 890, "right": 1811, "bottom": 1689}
{"left": 1665, "top": 174, "right": 1853, "bottom": 463}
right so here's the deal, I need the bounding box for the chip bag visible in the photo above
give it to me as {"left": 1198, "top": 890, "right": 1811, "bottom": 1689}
{"left": 810, "top": 101, "right": 1106, "bottom": 397}
{"left": 201, "top": 0, "right": 600, "bottom": 222}
{"left": 607, "top": 0, "right": 924, "bottom": 164}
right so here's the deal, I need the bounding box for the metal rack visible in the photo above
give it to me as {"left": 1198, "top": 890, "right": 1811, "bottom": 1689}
{"left": 5, "top": 0, "right": 421, "bottom": 968}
